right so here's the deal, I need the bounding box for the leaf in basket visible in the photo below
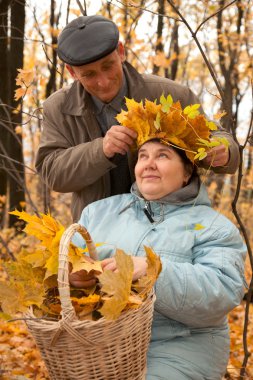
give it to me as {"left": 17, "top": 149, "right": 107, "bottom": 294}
{"left": 99, "top": 249, "right": 134, "bottom": 320}
{"left": 132, "top": 246, "right": 162, "bottom": 297}
{"left": 71, "top": 294, "right": 100, "bottom": 319}
{"left": 72, "top": 255, "right": 103, "bottom": 274}
{"left": 128, "top": 294, "right": 142, "bottom": 304}
{"left": 44, "top": 274, "right": 58, "bottom": 290}
{"left": 123, "top": 294, "right": 143, "bottom": 311}
{"left": 145, "top": 246, "right": 162, "bottom": 278}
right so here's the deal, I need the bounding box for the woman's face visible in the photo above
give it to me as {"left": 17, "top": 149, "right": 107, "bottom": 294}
{"left": 135, "top": 141, "right": 191, "bottom": 200}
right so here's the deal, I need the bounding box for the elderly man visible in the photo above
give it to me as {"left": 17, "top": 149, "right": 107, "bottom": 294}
{"left": 35, "top": 15, "right": 239, "bottom": 221}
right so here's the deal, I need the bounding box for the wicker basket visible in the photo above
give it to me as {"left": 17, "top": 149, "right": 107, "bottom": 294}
{"left": 26, "top": 223, "right": 155, "bottom": 380}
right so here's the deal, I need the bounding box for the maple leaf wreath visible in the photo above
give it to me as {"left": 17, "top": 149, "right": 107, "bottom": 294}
{"left": 116, "top": 94, "right": 229, "bottom": 163}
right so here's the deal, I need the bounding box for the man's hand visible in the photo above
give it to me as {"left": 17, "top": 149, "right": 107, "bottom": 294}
{"left": 101, "top": 256, "right": 147, "bottom": 282}
{"left": 202, "top": 144, "right": 229, "bottom": 168}
{"left": 103, "top": 125, "right": 137, "bottom": 158}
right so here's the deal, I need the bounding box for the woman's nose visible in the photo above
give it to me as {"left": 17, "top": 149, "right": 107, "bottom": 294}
{"left": 144, "top": 158, "right": 156, "bottom": 169}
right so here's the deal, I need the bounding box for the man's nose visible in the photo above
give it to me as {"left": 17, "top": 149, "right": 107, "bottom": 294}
{"left": 97, "top": 73, "right": 110, "bottom": 87}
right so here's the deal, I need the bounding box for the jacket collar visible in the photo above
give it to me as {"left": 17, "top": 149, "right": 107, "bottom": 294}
{"left": 131, "top": 175, "right": 210, "bottom": 209}
{"left": 60, "top": 61, "right": 148, "bottom": 116}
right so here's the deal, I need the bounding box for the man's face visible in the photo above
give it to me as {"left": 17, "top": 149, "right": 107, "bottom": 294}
{"left": 67, "top": 43, "right": 125, "bottom": 103}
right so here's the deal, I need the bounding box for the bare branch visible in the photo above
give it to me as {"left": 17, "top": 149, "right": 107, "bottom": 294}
{"left": 166, "top": 0, "right": 224, "bottom": 101}
{"left": 76, "top": 0, "right": 86, "bottom": 15}
{"left": 0, "top": 235, "right": 16, "bottom": 261}
{"left": 195, "top": 0, "right": 237, "bottom": 35}
{"left": 114, "top": 0, "right": 180, "bottom": 21}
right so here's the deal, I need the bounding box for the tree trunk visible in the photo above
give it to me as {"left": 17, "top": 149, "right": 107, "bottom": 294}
{"left": 152, "top": 0, "right": 165, "bottom": 75}
{"left": 8, "top": 0, "right": 26, "bottom": 228}
{"left": 0, "top": 0, "right": 26, "bottom": 228}
{"left": 0, "top": 0, "right": 11, "bottom": 227}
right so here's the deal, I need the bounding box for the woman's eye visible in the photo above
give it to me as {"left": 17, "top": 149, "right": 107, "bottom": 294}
{"left": 138, "top": 154, "right": 148, "bottom": 160}
{"left": 158, "top": 153, "right": 168, "bottom": 158}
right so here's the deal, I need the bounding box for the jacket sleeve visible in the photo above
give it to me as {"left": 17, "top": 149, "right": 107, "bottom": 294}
{"left": 154, "top": 225, "right": 247, "bottom": 327}
{"left": 35, "top": 99, "right": 116, "bottom": 193}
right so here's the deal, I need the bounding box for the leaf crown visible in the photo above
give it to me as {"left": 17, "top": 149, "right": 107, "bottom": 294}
{"left": 116, "top": 94, "right": 229, "bottom": 163}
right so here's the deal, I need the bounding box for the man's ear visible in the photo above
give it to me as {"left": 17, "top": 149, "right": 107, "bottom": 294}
{"left": 66, "top": 64, "right": 77, "bottom": 79}
{"left": 117, "top": 41, "right": 126, "bottom": 63}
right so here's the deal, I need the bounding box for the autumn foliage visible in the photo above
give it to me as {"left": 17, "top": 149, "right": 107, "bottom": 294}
{"left": 0, "top": 210, "right": 161, "bottom": 322}
{"left": 116, "top": 94, "right": 229, "bottom": 162}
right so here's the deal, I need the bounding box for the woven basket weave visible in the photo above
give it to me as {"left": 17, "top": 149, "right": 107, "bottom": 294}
{"left": 26, "top": 223, "right": 155, "bottom": 380}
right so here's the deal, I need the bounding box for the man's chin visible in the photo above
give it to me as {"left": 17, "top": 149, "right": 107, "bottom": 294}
{"left": 96, "top": 89, "right": 119, "bottom": 103}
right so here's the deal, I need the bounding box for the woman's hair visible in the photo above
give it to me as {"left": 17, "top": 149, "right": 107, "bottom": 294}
{"left": 171, "top": 145, "right": 197, "bottom": 179}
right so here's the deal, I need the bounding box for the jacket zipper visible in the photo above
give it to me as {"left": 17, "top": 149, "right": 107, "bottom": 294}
{"left": 143, "top": 201, "right": 154, "bottom": 223}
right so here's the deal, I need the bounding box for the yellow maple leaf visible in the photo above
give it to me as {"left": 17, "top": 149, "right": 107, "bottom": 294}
{"left": 14, "top": 87, "right": 27, "bottom": 101}
{"left": 160, "top": 93, "right": 173, "bottom": 113}
{"left": 133, "top": 246, "right": 162, "bottom": 297}
{"left": 71, "top": 256, "right": 103, "bottom": 274}
{"left": 194, "top": 224, "right": 205, "bottom": 230}
{"left": 183, "top": 104, "right": 200, "bottom": 119}
{"left": 21, "top": 248, "right": 51, "bottom": 268}
{"left": 0, "top": 260, "right": 45, "bottom": 315}
{"left": 98, "top": 249, "right": 134, "bottom": 320}
{"left": 206, "top": 120, "right": 218, "bottom": 131}
{"left": 213, "top": 110, "right": 227, "bottom": 120}
{"left": 194, "top": 148, "right": 208, "bottom": 161}
{"left": 16, "top": 68, "right": 34, "bottom": 86}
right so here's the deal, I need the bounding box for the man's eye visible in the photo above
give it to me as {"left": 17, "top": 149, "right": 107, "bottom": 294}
{"left": 103, "top": 65, "right": 112, "bottom": 71}
{"left": 159, "top": 153, "right": 168, "bottom": 158}
{"left": 83, "top": 72, "right": 95, "bottom": 79}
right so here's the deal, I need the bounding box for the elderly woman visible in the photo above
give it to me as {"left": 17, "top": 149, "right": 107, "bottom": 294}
{"left": 70, "top": 97, "right": 246, "bottom": 380}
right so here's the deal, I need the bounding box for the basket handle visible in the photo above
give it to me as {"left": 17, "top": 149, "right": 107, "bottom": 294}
{"left": 58, "top": 223, "right": 98, "bottom": 320}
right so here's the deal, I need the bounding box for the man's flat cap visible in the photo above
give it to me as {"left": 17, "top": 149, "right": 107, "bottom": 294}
{"left": 57, "top": 15, "right": 119, "bottom": 66}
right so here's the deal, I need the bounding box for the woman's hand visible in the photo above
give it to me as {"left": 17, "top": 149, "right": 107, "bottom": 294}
{"left": 101, "top": 256, "right": 147, "bottom": 281}
{"left": 69, "top": 256, "right": 97, "bottom": 288}
{"left": 69, "top": 270, "right": 97, "bottom": 288}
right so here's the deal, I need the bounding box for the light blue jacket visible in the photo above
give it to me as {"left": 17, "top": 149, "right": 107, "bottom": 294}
{"left": 74, "top": 176, "right": 247, "bottom": 380}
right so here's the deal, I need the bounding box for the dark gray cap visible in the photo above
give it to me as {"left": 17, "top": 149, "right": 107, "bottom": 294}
{"left": 57, "top": 15, "right": 119, "bottom": 66}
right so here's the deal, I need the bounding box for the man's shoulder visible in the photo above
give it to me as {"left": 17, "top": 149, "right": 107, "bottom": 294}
{"left": 141, "top": 72, "right": 188, "bottom": 92}
{"left": 43, "top": 83, "right": 73, "bottom": 107}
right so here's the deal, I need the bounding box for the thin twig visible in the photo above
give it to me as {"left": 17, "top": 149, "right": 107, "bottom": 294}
{"left": 166, "top": 0, "right": 225, "bottom": 101}
{"left": 195, "top": 0, "right": 237, "bottom": 35}
{"left": 0, "top": 235, "right": 16, "bottom": 261}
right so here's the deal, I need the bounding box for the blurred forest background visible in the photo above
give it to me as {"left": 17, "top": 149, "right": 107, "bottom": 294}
{"left": 0, "top": 0, "right": 253, "bottom": 379}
